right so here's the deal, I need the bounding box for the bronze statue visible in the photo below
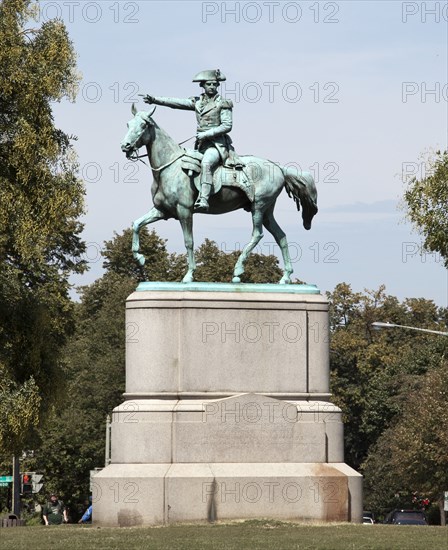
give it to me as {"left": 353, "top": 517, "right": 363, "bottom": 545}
{"left": 121, "top": 70, "right": 318, "bottom": 284}
{"left": 143, "top": 69, "right": 233, "bottom": 212}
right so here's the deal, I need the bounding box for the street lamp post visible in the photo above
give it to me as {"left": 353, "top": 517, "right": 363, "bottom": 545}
{"left": 371, "top": 321, "right": 448, "bottom": 336}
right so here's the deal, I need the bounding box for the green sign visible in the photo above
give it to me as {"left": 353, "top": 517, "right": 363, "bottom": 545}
{"left": 0, "top": 482, "right": 9, "bottom": 487}
{"left": 0, "top": 476, "right": 13, "bottom": 483}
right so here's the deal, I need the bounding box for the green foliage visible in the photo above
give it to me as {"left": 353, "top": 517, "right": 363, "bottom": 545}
{"left": 404, "top": 150, "right": 448, "bottom": 267}
{"left": 31, "top": 273, "right": 136, "bottom": 507}
{"left": 0, "top": 367, "right": 40, "bottom": 454}
{"left": 328, "top": 283, "right": 448, "bottom": 469}
{"left": 0, "top": 0, "right": 84, "bottom": 277}
{"left": 194, "top": 239, "right": 283, "bottom": 283}
{"left": 0, "top": 0, "right": 85, "bottom": 456}
{"left": 328, "top": 283, "right": 448, "bottom": 522}
{"left": 102, "top": 228, "right": 185, "bottom": 282}
{"left": 364, "top": 360, "right": 448, "bottom": 515}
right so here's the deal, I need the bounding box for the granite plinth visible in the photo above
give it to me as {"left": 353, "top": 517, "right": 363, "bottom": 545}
{"left": 94, "top": 284, "right": 362, "bottom": 525}
{"left": 125, "top": 286, "right": 330, "bottom": 397}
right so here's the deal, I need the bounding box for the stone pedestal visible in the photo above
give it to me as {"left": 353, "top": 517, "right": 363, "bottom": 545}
{"left": 93, "top": 283, "right": 362, "bottom": 526}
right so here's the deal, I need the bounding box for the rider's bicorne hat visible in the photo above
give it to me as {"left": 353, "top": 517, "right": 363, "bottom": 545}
{"left": 192, "top": 69, "right": 226, "bottom": 83}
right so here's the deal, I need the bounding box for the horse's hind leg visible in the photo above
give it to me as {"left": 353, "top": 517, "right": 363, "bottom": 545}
{"left": 132, "top": 207, "right": 166, "bottom": 265}
{"left": 263, "top": 205, "right": 293, "bottom": 284}
{"left": 232, "top": 210, "right": 264, "bottom": 283}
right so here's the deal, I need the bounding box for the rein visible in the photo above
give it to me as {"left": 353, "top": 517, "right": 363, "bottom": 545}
{"left": 129, "top": 148, "right": 185, "bottom": 172}
{"left": 128, "top": 134, "right": 195, "bottom": 171}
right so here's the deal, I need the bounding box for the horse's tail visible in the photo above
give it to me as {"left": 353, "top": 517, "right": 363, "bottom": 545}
{"left": 282, "top": 168, "right": 318, "bottom": 230}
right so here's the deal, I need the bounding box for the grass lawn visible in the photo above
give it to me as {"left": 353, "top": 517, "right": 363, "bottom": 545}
{"left": 0, "top": 520, "right": 446, "bottom": 550}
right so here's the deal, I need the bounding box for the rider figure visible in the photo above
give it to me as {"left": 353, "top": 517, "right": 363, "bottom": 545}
{"left": 143, "top": 69, "right": 233, "bottom": 212}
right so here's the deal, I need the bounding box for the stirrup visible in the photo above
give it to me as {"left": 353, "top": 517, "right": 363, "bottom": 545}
{"left": 194, "top": 197, "right": 209, "bottom": 212}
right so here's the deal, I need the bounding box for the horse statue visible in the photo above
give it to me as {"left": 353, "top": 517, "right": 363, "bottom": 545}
{"left": 121, "top": 104, "right": 318, "bottom": 284}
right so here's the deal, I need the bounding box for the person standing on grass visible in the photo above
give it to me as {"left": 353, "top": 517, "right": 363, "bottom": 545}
{"left": 42, "top": 493, "right": 68, "bottom": 525}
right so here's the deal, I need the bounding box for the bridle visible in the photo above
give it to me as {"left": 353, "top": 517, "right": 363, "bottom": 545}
{"left": 127, "top": 109, "right": 195, "bottom": 172}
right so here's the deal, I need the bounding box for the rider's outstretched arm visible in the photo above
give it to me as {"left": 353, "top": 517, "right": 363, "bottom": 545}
{"left": 143, "top": 95, "right": 197, "bottom": 110}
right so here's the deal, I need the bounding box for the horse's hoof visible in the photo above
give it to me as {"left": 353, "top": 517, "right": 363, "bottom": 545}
{"left": 134, "top": 253, "right": 145, "bottom": 266}
{"left": 232, "top": 276, "right": 241, "bottom": 283}
{"left": 182, "top": 274, "right": 194, "bottom": 283}
{"left": 279, "top": 276, "right": 291, "bottom": 285}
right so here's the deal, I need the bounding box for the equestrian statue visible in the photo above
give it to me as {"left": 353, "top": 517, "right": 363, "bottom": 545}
{"left": 120, "top": 69, "right": 318, "bottom": 284}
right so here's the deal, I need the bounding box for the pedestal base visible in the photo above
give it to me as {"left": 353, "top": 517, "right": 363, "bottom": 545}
{"left": 93, "top": 462, "right": 362, "bottom": 527}
{"left": 93, "top": 284, "right": 363, "bottom": 526}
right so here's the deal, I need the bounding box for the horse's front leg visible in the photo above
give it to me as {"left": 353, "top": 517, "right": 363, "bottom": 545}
{"left": 232, "top": 210, "right": 263, "bottom": 283}
{"left": 262, "top": 206, "right": 293, "bottom": 284}
{"left": 132, "top": 207, "right": 166, "bottom": 265}
{"left": 178, "top": 210, "right": 195, "bottom": 283}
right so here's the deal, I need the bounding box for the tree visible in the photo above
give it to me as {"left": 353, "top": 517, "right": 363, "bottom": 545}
{"left": 0, "top": 0, "right": 85, "bottom": 456}
{"left": 326, "top": 283, "right": 448, "bottom": 523}
{"left": 404, "top": 150, "right": 448, "bottom": 266}
{"left": 102, "top": 228, "right": 186, "bottom": 282}
{"left": 363, "top": 360, "right": 448, "bottom": 524}
{"left": 194, "top": 239, "right": 283, "bottom": 283}
{"left": 327, "top": 283, "right": 448, "bottom": 469}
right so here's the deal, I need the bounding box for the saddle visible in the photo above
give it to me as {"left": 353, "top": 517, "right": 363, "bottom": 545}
{"left": 182, "top": 149, "right": 255, "bottom": 202}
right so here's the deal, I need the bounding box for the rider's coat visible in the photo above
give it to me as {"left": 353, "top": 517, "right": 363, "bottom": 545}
{"left": 151, "top": 94, "right": 233, "bottom": 162}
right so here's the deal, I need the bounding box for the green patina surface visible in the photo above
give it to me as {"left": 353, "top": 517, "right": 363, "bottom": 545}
{"left": 136, "top": 282, "right": 320, "bottom": 294}
{"left": 122, "top": 70, "right": 318, "bottom": 286}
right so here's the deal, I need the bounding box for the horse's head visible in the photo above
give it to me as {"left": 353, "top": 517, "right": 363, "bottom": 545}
{"left": 121, "top": 103, "right": 156, "bottom": 159}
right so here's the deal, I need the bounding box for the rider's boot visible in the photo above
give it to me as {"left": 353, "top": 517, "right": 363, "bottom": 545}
{"left": 194, "top": 182, "right": 212, "bottom": 212}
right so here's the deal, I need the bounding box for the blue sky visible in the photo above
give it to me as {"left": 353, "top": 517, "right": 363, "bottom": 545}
{"left": 42, "top": 0, "right": 447, "bottom": 306}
